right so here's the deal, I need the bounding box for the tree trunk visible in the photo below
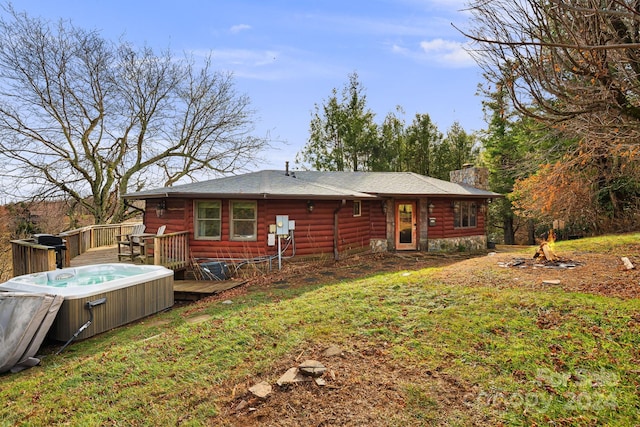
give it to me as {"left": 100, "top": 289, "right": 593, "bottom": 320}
{"left": 503, "top": 216, "right": 515, "bottom": 245}
{"left": 527, "top": 219, "right": 536, "bottom": 245}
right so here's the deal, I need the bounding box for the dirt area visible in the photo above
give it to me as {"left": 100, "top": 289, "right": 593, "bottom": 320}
{"left": 431, "top": 245, "right": 640, "bottom": 300}
{"left": 208, "top": 251, "right": 472, "bottom": 301}
{"left": 212, "top": 244, "right": 640, "bottom": 302}
{"left": 207, "top": 245, "right": 640, "bottom": 426}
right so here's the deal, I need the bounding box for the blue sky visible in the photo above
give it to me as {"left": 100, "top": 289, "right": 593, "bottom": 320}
{"left": 10, "top": 0, "right": 485, "bottom": 171}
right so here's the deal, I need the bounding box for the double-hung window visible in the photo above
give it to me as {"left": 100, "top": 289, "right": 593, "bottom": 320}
{"left": 195, "top": 200, "right": 221, "bottom": 239}
{"left": 230, "top": 200, "right": 257, "bottom": 241}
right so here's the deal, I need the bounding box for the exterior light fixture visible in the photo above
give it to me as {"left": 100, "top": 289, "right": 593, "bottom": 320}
{"left": 306, "top": 200, "right": 315, "bottom": 213}
{"left": 428, "top": 202, "right": 435, "bottom": 215}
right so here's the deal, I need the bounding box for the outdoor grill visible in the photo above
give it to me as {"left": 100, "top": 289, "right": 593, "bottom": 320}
{"left": 34, "top": 234, "right": 67, "bottom": 269}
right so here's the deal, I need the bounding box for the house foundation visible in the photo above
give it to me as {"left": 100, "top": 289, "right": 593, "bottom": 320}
{"left": 370, "top": 238, "right": 388, "bottom": 253}
{"left": 427, "top": 235, "right": 487, "bottom": 252}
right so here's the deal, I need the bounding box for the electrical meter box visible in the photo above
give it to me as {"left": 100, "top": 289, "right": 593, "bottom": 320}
{"left": 276, "top": 215, "right": 289, "bottom": 235}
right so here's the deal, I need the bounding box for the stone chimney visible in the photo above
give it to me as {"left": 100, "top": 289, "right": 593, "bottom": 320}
{"left": 449, "top": 164, "right": 489, "bottom": 190}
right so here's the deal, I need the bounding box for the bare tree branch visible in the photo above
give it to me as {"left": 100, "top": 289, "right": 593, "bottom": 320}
{"left": 0, "top": 5, "right": 269, "bottom": 223}
{"left": 465, "top": 0, "right": 640, "bottom": 139}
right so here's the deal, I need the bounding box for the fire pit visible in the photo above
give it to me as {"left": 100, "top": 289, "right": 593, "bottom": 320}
{"left": 534, "top": 229, "right": 559, "bottom": 262}
{"left": 498, "top": 258, "right": 582, "bottom": 269}
{"left": 498, "top": 230, "right": 583, "bottom": 269}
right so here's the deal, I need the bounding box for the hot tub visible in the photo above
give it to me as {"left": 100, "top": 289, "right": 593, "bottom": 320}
{"left": 0, "top": 264, "right": 174, "bottom": 341}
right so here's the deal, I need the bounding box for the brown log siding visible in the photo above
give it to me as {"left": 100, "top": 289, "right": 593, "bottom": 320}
{"left": 143, "top": 198, "right": 186, "bottom": 235}
{"left": 144, "top": 198, "right": 383, "bottom": 260}
{"left": 337, "top": 200, "right": 372, "bottom": 253}
{"left": 142, "top": 196, "right": 487, "bottom": 259}
{"left": 369, "top": 200, "right": 387, "bottom": 239}
{"left": 426, "top": 198, "right": 486, "bottom": 239}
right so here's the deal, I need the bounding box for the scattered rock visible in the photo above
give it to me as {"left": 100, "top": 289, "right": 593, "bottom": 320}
{"left": 500, "top": 257, "right": 583, "bottom": 269}
{"left": 186, "top": 314, "right": 212, "bottom": 324}
{"left": 323, "top": 345, "right": 343, "bottom": 357}
{"left": 498, "top": 259, "right": 526, "bottom": 268}
{"left": 298, "top": 360, "right": 326, "bottom": 378}
{"left": 277, "top": 367, "right": 312, "bottom": 386}
{"left": 314, "top": 377, "right": 326, "bottom": 386}
{"left": 621, "top": 257, "right": 635, "bottom": 270}
{"left": 221, "top": 300, "right": 233, "bottom": 304}
{"left": 248, "top": 381, "right": 272, "bottom": 399}
{"left": 235, "top": 399, "right": 249, "bottom": 412}
{"left": 542, "top": 279, "right": 561, "bottom": 285}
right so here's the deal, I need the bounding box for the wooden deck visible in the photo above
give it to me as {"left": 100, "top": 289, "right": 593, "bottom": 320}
{"left": 70, "top": 246, "right": 243, "bottom": 300}
{"left": 173, "top": 279, "right": 246, "bottom": 301}
{"left": 70, "top": 245, "right": 124, "bottom": 267}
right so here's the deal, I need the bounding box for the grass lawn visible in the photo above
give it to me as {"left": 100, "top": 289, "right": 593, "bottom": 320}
{"left": 1, "top": 235, "right": 640, "bottom": 425}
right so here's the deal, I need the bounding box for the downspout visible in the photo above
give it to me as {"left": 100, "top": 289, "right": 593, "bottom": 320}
{"left": 333, "top": 199, "right": 346, "bottom": 261}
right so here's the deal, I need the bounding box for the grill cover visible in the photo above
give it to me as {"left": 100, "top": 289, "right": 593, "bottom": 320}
{"left": 35, "top": 234, "right": 64, "bottom": 247}
{"left": 33, "top": 234, "right": 66, "bottom": 269}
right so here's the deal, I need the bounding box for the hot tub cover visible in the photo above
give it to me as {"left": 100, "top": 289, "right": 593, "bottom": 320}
{"left": 0, "top": 292, "right": 64, "bottom": 374}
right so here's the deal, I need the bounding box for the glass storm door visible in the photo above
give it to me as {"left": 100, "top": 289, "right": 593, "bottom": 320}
{"left": 396, "top": 201, "right": 417, "bottom": 250}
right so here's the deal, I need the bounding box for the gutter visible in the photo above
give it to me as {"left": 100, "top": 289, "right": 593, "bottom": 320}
{"left": 333, "top": 199, "right": 346, "bottom": 261}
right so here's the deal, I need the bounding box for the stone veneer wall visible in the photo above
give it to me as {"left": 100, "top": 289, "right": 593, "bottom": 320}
{"left": 449, "top": 166, "right": 489, "bottom": 190}
{"left": 370, "top": 238, "right": 388, "bottom": 253}
{"left": 427, "top": 235, "right": 487, "bottom": 252}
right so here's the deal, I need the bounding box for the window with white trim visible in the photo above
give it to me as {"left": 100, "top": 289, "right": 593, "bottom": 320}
{"left": 195, "top": 200, "right": 221, "bottom": 239}
{"left": 353, "top": 200, "right": 361, "bottom": 217}
{"left": 453, "top": 201, "right": 477, "bottom": 228}
{"left": 230, "top": 200, "right": 257, "bottom": 241}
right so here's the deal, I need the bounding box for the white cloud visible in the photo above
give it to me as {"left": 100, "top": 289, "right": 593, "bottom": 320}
{"left": 208, "top": 48, "right": 278, "bottom": 66}
{"left": 201, "top": 47, "right": 342, "bottom": 81}
{"left": 418, "top": 38, "right": 476, "bottom": 67}
{"left": 391, "top": 44, "right": 411, "bottom": 55}
{"left": 229, "top": 24, "right": 251, "bottom": 34}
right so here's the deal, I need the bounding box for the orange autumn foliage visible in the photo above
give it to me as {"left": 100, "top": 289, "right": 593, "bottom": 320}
{"left": 510, "top": 162, "right": 596, "bottom": 227}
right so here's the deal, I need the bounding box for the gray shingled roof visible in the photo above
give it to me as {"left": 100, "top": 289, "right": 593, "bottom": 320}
{"left": 123, "top": 170, "right": 501, "bottom": 200}
{"left": 292, "top": 171, "right": 498, "bottom": 197}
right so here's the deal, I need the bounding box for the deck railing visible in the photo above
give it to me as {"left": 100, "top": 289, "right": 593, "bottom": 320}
{"left": 10, "top": 240, "right": 59, "bottom": 277}
{"left": 148, "top": 231, "right": 190, "bottom": 271}
{"left": 10, "top": 223, "right": 190, "bottom": 276}
{"left": 59, "top": 223, "right": 142, "bottom": 259}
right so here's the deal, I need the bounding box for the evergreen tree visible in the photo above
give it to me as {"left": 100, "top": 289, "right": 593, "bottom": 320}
{"left": 371, "top": 107, "right": 406, "bottom": 172}
{"left": 403, "top": 114, "right": 442, "bottom": 176}
{"left": 297, "top": 72, "right": 376, "bottom": 171}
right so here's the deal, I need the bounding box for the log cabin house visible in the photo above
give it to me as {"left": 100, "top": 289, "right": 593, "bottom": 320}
{"left": 122, "top": 166, "right": 501, "bottom": 263}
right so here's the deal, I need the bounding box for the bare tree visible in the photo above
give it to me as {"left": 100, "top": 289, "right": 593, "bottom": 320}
{"left": 0, "top": 5, "right": 268, "bottom": 224}
{"left": 464, "top": 0, "right": 640, "bottom": 144}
